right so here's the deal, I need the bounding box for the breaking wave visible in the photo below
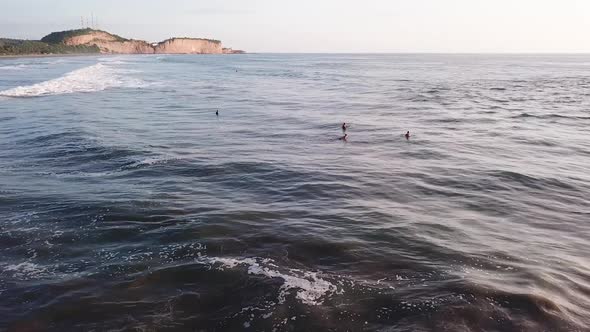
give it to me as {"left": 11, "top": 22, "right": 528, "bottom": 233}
{"left": 0, "top": 63, "right": 146, "bottom": 97}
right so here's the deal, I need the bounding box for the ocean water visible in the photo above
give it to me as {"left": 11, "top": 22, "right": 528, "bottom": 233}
{"left": 0, "top": 54, "right": 589, "bottom": 331}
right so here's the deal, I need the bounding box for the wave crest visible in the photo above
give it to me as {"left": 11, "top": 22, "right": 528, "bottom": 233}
{"left": 0, "top": 63, "right": 145, "bottom": 97}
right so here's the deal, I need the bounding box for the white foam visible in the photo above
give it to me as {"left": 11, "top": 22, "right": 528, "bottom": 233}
{"left": 0, "top": 64, "right": 27, "bottom": 71}
{"left": 134, "top": 156, "right": 179, "bottom": 167}
{"left": 4, "top": 262, "right": 48, "bottom": 279}
{"left": 119, "top": 156, "right": 180, "bottom": 172}
{"left": 0, "top": 63, "right": 145, "bottom": 97}
{"left": 208, "top": 257, "right": 338, "bottom": 305}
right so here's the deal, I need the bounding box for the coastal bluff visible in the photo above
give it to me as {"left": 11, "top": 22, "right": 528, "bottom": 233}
{"left": 155, "top": 38, "right": 222, "bottom": 54}
{"left": 36, "top": 28, "right": 244, "bottom": 55}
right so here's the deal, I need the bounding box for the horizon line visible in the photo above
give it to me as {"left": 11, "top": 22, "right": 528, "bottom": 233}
{"left": 251, "top": 52, "right": 590, "bottom": 55}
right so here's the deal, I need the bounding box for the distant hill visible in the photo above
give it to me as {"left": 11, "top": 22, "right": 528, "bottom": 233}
{"left": 0, "top": 38, "right": 99, "bottom": 55}
{"left": 41, "top": 28, "right": 128, "bottom": 44}
{"left": 0, "top": 28, "right": 244, "bottom": 56}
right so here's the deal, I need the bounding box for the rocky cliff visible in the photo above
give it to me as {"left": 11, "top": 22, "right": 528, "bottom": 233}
{"left": 223, "top": 48, "right": 246, "bottom": 54}
{"left": 38, "top": 29, "right": 243, "bottom": 55}
{"left": 59, "top": 30, "right": 153, "bottom": 54}
{"left": 154, "top": 38, "right": 222, "bottom": 54}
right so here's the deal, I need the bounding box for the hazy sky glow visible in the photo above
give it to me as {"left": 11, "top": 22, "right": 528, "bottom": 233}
{"left": 1, "top": 0, "right": 589, "bottom": 52}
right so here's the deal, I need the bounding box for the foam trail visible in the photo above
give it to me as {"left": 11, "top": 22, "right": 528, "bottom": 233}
{"left": 0, "top": 63, "right": 144, "bottom": 97}
{"left": 3, "top": 262, "right": 48, "bottom": 280}
{"left": 206, "top": 257, "right": 338, "bottom": 305}
{"left": 0, "top": 64, "right": 28, "bottom": 71}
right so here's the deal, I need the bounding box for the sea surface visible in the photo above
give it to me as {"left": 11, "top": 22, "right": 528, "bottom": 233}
{"left": 0, "top": 54, "right": 589, "bottom": 331}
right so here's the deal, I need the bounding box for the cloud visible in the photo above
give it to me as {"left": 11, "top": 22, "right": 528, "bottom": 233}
{"left": 186, "top": 8, "right": 251, "bottom": 16}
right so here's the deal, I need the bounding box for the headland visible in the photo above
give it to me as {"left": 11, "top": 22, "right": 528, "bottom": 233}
{"left": 0, "top": 28, "right": 244, "bottom": 56}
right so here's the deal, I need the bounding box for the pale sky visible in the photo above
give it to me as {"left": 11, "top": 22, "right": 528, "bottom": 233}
{"left": 1, "top": 0, "right": 589, "bottom": 53}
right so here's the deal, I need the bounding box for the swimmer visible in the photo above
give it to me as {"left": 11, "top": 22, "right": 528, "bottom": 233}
{"left": 339, "top": 133, "right": 348, "bottom": 141}
{"left": 342, "top": 122, "right": 348, "bottom": 131}
{"left": 216, "top": 110, "right": 219, "bottom": 116}
{"left": 405, "top": 131, "right": 410, "bottom": 139}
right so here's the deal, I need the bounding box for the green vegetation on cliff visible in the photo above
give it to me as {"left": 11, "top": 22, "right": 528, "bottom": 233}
{"left": 158, "top": 37, "right": 221, "bottom": 45}
{"left": 0, "top": 38, "right": 99, "bottom": 55}
{"left": 40, "top": 28, "right": 128, "bottom": 44}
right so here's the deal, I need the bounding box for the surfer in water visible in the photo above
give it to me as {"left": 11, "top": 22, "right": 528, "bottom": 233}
{"left": 216, "top": 110, "right": 219, "bottom": 116}
{"left": 342, "top": 122, "right": 348, "bottom": 131}
{"left": 339, "top": 133, "right": 348, "bottom": 141}
{"left": 405, "top": 131, "right": 410, "bottom": 139}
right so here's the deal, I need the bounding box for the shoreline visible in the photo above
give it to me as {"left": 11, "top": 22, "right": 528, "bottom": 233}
{"left": 0, "top": 53, "right": 246, "bottom": 59}
{"left": 0, "top": 53, "right": 102, "bottom": 59}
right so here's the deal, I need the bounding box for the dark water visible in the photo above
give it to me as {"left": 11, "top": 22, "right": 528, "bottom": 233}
{"left": 0, "top": 54, "right": 589, "bottom": 331}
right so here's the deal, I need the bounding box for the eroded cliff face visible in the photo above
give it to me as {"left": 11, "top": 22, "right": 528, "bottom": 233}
{"left": 154, "top": 38, "right": 223, "bottom": 54}
{"left": 63, "top": 31, "right": 118, "bottom": 45}
{"left": 92, "top": 40, "right": 154, "bottom": 54}
{"left": 64, "top": 31, "right": 153, "bottom": 54}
